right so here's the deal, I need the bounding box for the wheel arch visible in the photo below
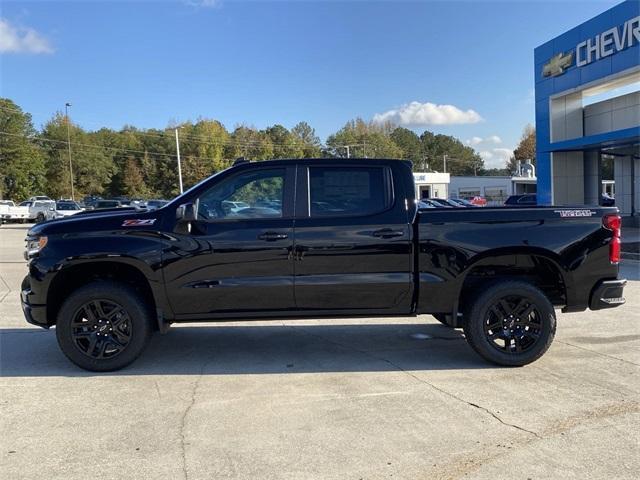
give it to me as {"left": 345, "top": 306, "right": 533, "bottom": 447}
{"left": 452, "top": 248, "right": 570, "bottom": 326}
{"left": 46, "top": 259, "right": 168, "bottom": 330}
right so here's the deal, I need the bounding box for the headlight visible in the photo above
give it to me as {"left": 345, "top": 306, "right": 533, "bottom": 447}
{"left": 25, "top": 236, "right": 48, "bottom": 259}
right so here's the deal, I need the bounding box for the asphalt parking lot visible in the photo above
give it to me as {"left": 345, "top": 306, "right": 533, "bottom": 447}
{"left": 1, "top": 223, "right": 639, "bottom": 480}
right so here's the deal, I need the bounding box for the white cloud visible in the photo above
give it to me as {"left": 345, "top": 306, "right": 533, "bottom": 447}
{"left": 373, "top": 101, "right": 483, "bottom": 127}
{"left": 185, "top": 0, "right": 221, "bottom": 8}
{"left": 466, "top": 135, "right": 501, "bottom": 146}
{"left": 0, "top": 18, "right": 53, "bottom": 54}
{"left": 479, "top": 148, "right": 513, "bottom": 169}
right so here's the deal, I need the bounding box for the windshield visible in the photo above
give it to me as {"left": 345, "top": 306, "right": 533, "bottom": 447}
{"left": 57, "top": 202, "right": 79, "bottom": 210}
{"left": 96, "top": 201, "right": 119, "bottom": 208}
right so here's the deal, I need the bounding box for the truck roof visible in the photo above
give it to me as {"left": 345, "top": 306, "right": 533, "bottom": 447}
{"left": 232, "top": 157, "right": 413, "bottom": 167}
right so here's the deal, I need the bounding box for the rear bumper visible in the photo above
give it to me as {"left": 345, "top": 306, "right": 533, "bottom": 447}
{"left": 589, "top": 279, "right": 626, "bottom": 310}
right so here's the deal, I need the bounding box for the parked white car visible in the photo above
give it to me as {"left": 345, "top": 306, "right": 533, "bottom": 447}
{"left": 55, "top": 201, "right": 84, "bottom": 217}
{"left": 20, "top": 200, "right": 57, "bottom": 222}
{"left": 0, "top": 200, "right": 30, "bottom": 223}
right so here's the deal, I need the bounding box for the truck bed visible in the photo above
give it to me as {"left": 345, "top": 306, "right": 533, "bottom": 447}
{"left": 415, "top": 205, "right": 620, "bottom": 316}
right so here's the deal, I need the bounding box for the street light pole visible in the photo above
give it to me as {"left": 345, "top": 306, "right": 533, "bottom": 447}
{"left": 443, "top": 154, "right": 447, "bottom": 173}
{"left": 65, "top": 103, "right": 75, "bottom": 200}
{"left": 174, "top": 128, "right": 184, "bottom": 194}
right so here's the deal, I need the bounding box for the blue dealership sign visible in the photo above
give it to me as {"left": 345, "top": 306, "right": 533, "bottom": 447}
{"left": 534, "top": 0, "right": 640, "bottom": 205}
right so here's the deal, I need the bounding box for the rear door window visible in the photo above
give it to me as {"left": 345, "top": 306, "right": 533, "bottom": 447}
{"left": 308, "top": 166, "right": 392, "bottom": 217}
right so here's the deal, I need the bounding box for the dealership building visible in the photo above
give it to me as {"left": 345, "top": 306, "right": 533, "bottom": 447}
{"left": 535, "top": 0, "right": 639, "bottom": 224}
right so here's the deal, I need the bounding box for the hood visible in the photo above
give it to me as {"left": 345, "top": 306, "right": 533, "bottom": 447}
{"left": 28, "top": 207, "right": 161, "bottom": 236}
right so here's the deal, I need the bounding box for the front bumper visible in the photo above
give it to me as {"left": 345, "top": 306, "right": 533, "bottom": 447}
{"left": 589, "top": 279, "right": 627, "bottom": 310}
{"left": 21, "top": 281, "right": 49, "bottom": 329}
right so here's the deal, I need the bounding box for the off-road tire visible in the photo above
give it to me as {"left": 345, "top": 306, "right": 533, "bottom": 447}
{"left": 463, "top": 281, "right": 556, "bottom": 367}
{"left": 56, "top": 281, "right": 153, "bottom": 371}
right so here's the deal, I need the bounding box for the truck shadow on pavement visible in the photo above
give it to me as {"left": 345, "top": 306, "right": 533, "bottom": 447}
{"left": 0, "top": 323, "right": 492, "bottom": 377}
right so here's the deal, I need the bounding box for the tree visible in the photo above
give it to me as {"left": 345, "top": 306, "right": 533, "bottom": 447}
{"left": 507, "top": 124, "right": 536, "bottom": 173}
{"left": 326, "top": 118, "right": 403, "bottom": 159}
{"left": 40, "top": 113, "right": 115, "bottom": 199}
{"left": 390, "top": 127, "right": 422, "bottom": 166}
{"left": 0, "top": 98, "right": 46, "bottom": 200}
{"left": 420, "top": 131, "right": 484, "bottom": 175}
{"left": 265, "top": 124, "right": 304, "bottom": 159}
{"left": 291, "top": 121, "right": 322, "bottom": 157}
{"left": 227, "top": 126, "right": 274, "bottom": 161}
{"left": 122, "top": 157, "right": 151, "bottom": 197}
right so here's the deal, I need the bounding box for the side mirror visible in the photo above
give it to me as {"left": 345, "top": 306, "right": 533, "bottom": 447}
{"left": 176, "top": 201, "right": 198, "bottom": 222}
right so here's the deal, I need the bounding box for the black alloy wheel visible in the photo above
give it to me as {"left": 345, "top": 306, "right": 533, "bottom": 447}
{"left": 463, "top": 281, "right": 556, "bottom": 366}
{"left": 70, "top": 299, "right": 132, "bottom": 359}
{"left": 482, "top": 295, "right": 542, "bottom": 354}
{"left": 56, "top": 281, "right": 153, "bottom": 371}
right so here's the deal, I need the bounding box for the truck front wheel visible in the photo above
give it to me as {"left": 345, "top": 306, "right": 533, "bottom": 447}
{"left": 55, "top": 281, "right": 153, "bottom": 371}
{"left": 463, "top": 281, "right": 556, "bottom": 367}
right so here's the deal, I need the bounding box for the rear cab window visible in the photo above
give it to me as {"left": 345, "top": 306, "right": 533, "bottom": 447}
{"left": 308, "top": 166, "right": 392, "bottom": 217}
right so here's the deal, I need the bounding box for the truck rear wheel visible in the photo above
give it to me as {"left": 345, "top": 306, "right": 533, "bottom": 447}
{"left": 463, "top": 281, "right": 556, "bottom": 367}
{"left": 55, "top": 281, "right": 153, "bottom": 371}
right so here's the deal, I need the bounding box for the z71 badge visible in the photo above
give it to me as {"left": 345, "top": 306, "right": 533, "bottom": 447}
{"left": 554, "top": 209, "right": 597, "bottom": 218}
{"left": 122, "top": 219, "right": 156, "bottom": 227}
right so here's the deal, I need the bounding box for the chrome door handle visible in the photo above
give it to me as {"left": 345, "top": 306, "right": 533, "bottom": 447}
{"left": 372, "top": 228, "right": 404, "bottom": 238}
{"left": 258, "top": 231, "right": 289, "bottom": 241}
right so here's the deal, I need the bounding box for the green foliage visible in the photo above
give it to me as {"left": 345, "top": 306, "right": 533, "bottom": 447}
{"left": 0, "top": 98, "right": 46, "bottom": 200}
{"left": 1, "top": 99, "right": 515, "bottom": 200}
{"left": 40, "top": 114, "right": 115, "bottom": 199}
{"left": 507, "top": 124, "right": 536, "bottom": 173}
{"left": 291, "top": 121, "right": 322, "bottom": 158}
{"left": 390, "top": 127, "right": 422, "bottom": 163}
{"left": 420, "top": 131, "right": 484, "bottom": 175}
{"left": 228, "top": 126, "right": 274, "bottom": 161}
{"left": 326, "top": 119, "right": 403, "bottom": 159}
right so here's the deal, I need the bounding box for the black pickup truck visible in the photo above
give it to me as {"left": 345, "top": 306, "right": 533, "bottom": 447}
{"left": 21, "top": 158, "right": 626, "bottom": 371}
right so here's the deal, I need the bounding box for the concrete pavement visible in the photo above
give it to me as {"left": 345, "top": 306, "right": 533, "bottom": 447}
{"left": 1, "top": 223, "right": 639, "bottom": 479}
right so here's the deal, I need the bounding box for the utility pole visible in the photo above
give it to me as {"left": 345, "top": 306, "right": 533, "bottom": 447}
{"left": 443, "top": 154, "right": 447, "bottom": 173}
{"left": 344, "top": 145, "right": 350, "bottom": 158}
{"left": 174, "top": 128, "right": 184, "bottom": 194}
{"left": 64, "top": 103, "right": 75, "bottom": 200}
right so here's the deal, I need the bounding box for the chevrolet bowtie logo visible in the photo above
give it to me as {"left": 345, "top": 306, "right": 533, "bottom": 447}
{"left": 543, "top": 51, "right": 574, "bottom": 77}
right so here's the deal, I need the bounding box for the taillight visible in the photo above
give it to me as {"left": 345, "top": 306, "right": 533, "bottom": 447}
{"left": 603, "top": 214, "right": 621, "bottom": 264}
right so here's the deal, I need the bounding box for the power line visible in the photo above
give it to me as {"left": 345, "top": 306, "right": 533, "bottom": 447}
{"left": 0, "top": 103, "right": 321, "bottom": 150}
{"left": 0, "top": 130, "right": 328, "bottom": 165}
{"left": 0, "top": 131, "right": 216, "bottom": 162}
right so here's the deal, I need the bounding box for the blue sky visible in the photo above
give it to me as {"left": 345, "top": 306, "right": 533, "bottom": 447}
{"left": 0, "top": 0, "right": 623, "bottom": 167}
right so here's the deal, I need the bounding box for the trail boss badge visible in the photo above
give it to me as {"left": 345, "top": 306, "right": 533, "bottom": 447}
{"left": 554, "top": 209, "right": 597, "bottom": 218}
